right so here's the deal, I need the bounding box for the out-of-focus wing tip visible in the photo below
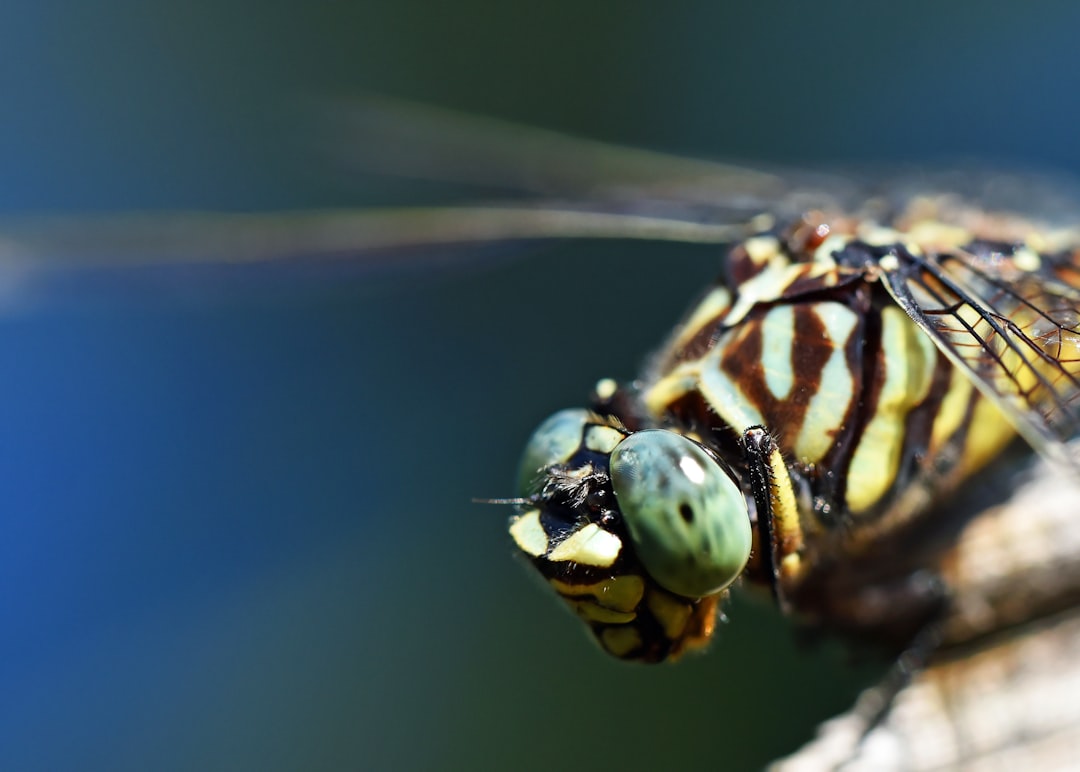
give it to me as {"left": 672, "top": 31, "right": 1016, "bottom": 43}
{"left": 308, "top": 93, "right": 805, "bottom": 206}
{"left": 0, "top": 205, "right": 757, "bottom": 276}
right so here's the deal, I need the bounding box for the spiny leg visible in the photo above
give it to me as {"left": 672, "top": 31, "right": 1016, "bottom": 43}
{"left": 741, "top": 425, "right": 806, "bottom": 611}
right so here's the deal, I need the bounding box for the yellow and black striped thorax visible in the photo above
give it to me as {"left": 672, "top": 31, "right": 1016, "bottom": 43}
{"left": 649, "top": 222, "right": 1015, "bottom": 529}
{"left": 511, "top": 200, "right": 1080, "bottom": 662}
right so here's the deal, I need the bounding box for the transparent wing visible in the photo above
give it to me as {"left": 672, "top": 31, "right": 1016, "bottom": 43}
{"left": 0, "top": 96, "right": 862, "bottom": 288}
{"left": 0, "top": 205, "right": 758, "bottom": 268}
{"left": 310, "top": 94, "right": 851, "bottom": 212}
{"left": 881, "top": 237, "right": 1080, "bottom": 467}
{"left": 13, "top": 97, "right": 1079, "bottom": 283}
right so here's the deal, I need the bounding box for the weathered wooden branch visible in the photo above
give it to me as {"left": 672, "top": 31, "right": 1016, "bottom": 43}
{"left": 773, "top": 451, "right": 1080, "bottom": 770}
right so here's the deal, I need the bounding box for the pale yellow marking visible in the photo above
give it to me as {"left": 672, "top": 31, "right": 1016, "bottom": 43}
{"left": 668, "top": 286, "right": 732, "bottom": 351}
{"left": 878, "top": 253, "right": 900, "bottom": 271}
{"left": 902, "top": 241, "right": 925, "bottom": 257}
{"left": 760, "top": 305, "right": 796, "bottom": 400}
{"left": 1021, "top": 228, "right": 1080, "bottom": 254}
{"left": 549, "top": 575, "right": 645, "bottom": 613}
{"left": 846, "top": 306, "right": 939, "bottom": 513}
{"left": 724, "top": 259, "right": 806, "bottom": 326}
{"left": 567, "top": 600, "right": 636, "bottom": 624}
{"left": 594, "top": 377, "right": 618, "bottom": 401}
{"left": 600, "top": 626, "right": 643, "bottom": 658}
{"left": 792, "top": 303, "right": 859, "bottom": 463}
{"left": 768, "top": 442, "right": 810, "bottom": 553}
{"left": 508, "top": 509, "right": 548, "bottom": 557}
{"left": 806, "top": 256, "right": 840, "bottom": 280}
{"left": 546, "top": 523, "right": 622, "bottom": 566}
{"left": 749, "top": 213, "right": 775, "bottom": 232}
{"left": 1026, "top": 231, "right": 1048, "bottom": 252}
{"left": 779, "top": 553, "right": 803, "bottom": 582}
{"left": 645, "top": 589, "right": 692, "bottom": 640}
{"left": 905, "top": 220, "right": 971, "bottom": 251}
{"left": 857, "top": 225, "right": 902, "bottom": 247}
{"left": 1012, "top": 246, "right": 1041, "bottom": 272}
{"left": 959, "top": 397, "right": 1016, "bottom": 478}
{"left": 584, "top": 425, "right": 625, "bottom": 455}
{"left": 930, "top": 371, "right": 974, "bottom": 453}
{"left": 744, "top": 235, "right": 780, "bottom": 265}
{"left": 697, "top": 353, "right": 768, "bottom": 432}
{"left": 812, "top": 234, "right": 849, "bottom": 264}
{"left": 643, "top": 368, "right": 705, "bottom": 418}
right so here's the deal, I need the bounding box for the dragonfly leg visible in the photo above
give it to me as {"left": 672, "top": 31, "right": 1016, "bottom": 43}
{"left": 851, "top": 607, "right": 947, "bottom": 737}
{"left": 742, "top": 425, "right": 806, "bottom": 611}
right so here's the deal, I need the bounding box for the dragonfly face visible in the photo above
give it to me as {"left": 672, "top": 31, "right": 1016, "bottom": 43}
{"left": 510, "top": 196, "right": 1080, "bottom": 662}
{"left": 511, "top": 408, "right": 751, "bottom": 661}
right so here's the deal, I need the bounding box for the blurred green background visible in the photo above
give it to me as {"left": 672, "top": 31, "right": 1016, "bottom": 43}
{"left": 3, "top": 3, "right": 1079, "bottom": 770}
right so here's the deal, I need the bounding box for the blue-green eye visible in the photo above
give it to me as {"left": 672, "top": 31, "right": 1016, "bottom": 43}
{"left": 517, "top": 408, "right": 591, "bottom": 496}
{"left": 609, "top": 431, "right": 751, "bottom": 598}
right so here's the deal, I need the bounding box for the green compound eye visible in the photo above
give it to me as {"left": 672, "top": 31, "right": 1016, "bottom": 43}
{"left": 609, "top": 431, "right": 751, "bottom": 598}
{"left": 517, "top": 408, "right": 591, "bottom": 496}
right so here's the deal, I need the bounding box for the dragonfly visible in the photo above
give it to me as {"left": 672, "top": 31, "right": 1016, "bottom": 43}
{"left": 510, "top": 187, "right": 1080, "bottom": 648}
{"left": 9, "top": 97, "right": 1080, "bottom": 767}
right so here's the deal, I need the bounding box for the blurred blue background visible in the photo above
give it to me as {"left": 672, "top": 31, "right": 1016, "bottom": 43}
{"left": 2, "top": 3, "right": 1079, "bottom": 770}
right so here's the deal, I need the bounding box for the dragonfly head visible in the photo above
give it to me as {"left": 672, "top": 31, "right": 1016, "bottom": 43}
{"left": 509, "top": 408, "right": 752, "bottom": 662}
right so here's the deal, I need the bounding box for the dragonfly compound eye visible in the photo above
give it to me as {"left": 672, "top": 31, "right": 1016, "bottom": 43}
{"left": 516, "top": 408, "right": 592, "bottom": 496}
{"left": 609, "top": 431, "right": 751, "bottom": 599}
